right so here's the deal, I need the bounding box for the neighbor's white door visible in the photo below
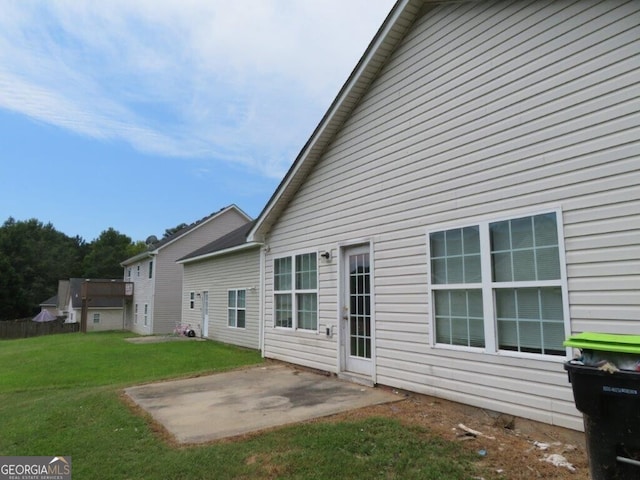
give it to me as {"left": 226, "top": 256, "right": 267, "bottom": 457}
{"left": 201, "top": 291, "right": 209, "bottom": 337}
{"left": 341, "top": 245, "right": 373, "bottom": 376}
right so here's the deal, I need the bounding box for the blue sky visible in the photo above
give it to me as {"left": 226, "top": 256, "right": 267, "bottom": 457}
{"left": 0, "top": 0, "right": 395, "bottom": 242}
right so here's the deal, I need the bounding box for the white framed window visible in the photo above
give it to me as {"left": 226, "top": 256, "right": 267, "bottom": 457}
{"left": 189, "top": 292, "right": 195, "bottom": 309}
{"left": 127, "top": 268, "right": 132, "bottom": 280}
{"left": 93, "top": 313, "right": 100, "bottom": 324}
{"left": 136, "top": 265, "right": 140, "bottom": 277}
{"left": 273, "top": 252, "right": 318, "bottom": 330}
{"left": 228, "top": 289, "right": 246, "bottom": 328}
{"left": 134, "top": 303, "right": 138, "bottom": 324}
{"left": 144, "top": 304, "right": 148, "bottom": 326}
{"left": 148, "top": 260, "right": 153, "bottom": 279}
{"left": 427, "top": 209, "right": 568, "bottom": 357}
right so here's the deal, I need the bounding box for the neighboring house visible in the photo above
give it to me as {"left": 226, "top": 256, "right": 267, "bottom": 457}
{"left": 178, "top": 221, "right": 262, "bottom": 349}
{"left": 247, "top": 0, "right": 640, "bottom": 432}
{"left": 59, "top": 278, "right": 125, "bottom": 332}
{"left": 39, "top": 295, "right": 60, "bottom": 317}
{"left": 121, "top": 205, "right": 251, "bottom": 335}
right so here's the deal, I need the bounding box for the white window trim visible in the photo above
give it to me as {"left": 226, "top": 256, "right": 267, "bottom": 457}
{"left": 189, "top": 291, "right": 195, "bottom": 310}
{"left": 143, "top": 304, "right": 148, "bottom": 326}
{"left": 273, "top": 250, "right": 319, "bottom": 332}
{"left": 134, "top": 303, "right": 138, "bottom": 324}
{"left": 426, "top": 207, "right": 571, "bottom": 361}
{"left": 227, "top": 289, "right": 246, "bottom": 329}
{"left": 93, "top": 313, "right": 100, "bottom": 324}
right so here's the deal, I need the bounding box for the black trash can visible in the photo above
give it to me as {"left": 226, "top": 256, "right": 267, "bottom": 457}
{"left": 564, "top": 333, "right": 640, "bottom": 480}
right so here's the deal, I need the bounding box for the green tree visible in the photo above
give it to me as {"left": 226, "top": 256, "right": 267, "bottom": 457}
{"left": 0, "top": 218, "right": 84, "bottom": 320}
{"left": 82, "top": 228, "right": 143, "bottom": 278}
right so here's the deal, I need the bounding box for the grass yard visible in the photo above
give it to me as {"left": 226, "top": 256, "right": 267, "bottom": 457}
{"left": 0, "top": 332, "right": 487, "bottom": 479}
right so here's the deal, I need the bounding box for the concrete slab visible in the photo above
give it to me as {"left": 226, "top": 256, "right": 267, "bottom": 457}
{"left": 124, "top": 364, "right": 399, "bottom": 444}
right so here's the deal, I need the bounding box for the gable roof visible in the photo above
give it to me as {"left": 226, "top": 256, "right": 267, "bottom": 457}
{"left": 177, "top": 220, "right": 260, "bottom": 264}
{"left": 40, "top": 295, "right": 58, "bottom": 307}
{"left": 122, "top": 204, "right": 251, "bottom": 265}
{"left": 248, "top": 0, "right": 424, "bottom": 241}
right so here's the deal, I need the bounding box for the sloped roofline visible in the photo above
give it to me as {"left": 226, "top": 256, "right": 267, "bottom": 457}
{"left": 247, "top": 0, "right": 426, "bottom": 242}
{"left": 177, "top": 220, "right": 261, "bottom": 264}
{"left": 121, "top": 204, "right": 251, "bottom": 266}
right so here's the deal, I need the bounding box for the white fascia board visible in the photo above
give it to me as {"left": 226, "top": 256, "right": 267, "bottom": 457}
{"left": 247, "top": 0, "right": 412, "bottom": 243}
{"left": 120, "top": 250, "right": 155, "bottom": 266}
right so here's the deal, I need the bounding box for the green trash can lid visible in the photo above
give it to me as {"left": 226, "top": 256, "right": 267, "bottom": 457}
{"left": 564, "top": 332, "right": 640, "bottom": 354}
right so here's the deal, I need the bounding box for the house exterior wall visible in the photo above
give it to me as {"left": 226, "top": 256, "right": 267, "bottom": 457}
{"left": 261, "top": 0, "right": 640, "bottom": 431}
{"left": 182, "top": 247, "right": 261, "bottom": 349}
{"left": 125, "top": 256, "right": 155, "bottom": 335}
{"left": 123, "top": 207, "right": 250, "bottom": 335}
{"left": 152, "top": 209, "right": 250, "bottom": 335}
{"left": 85, "top": 308, "right": 124, "bottom": 332}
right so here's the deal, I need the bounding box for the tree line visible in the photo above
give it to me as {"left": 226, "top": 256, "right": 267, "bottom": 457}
{"left": 0, "top": 217, "right": 148, "bottom": 321}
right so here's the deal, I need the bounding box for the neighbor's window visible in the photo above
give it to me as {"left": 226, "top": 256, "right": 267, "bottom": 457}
{"left": 127, "top": 268, "right": 132, "bottom": 280}
{"left": 144, "top": 304, "right": 148, "bottom": 326}
{"left": 134, "top": 303, "right": 138, "bottom": 324}
{"left": 274, "top": 253, "right": 317, "bottom": 330}
{"left": 137, "top": 265, "right": 140, "bottom": 277}
{"left": 428, "top": 211, "right": 566, "bottom": 356}
{"left": 93, "top": 313, "right": 100, "bottom": 324}
{"left": 189, "top": 292, "right": 195, "bottom": 309}
{"left": 228, "top": 289, "right": 246, "bottom": 328}
{"left": 148, "top": 260, "right": 153, "bottom": 279}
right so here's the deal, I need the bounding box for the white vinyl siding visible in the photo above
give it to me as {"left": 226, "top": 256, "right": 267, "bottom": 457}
{"left": 261, "top": 0, "right": 640, "bottom": 431}
{"left": 182, "top": 247, "right": 260, "bottom": 349}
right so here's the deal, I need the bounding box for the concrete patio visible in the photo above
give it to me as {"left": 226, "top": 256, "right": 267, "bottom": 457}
{"left": 125, "top": 363, "right": 399, "bottom": 444}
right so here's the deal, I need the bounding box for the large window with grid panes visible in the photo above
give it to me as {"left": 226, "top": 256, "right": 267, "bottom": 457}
{"left": 428, "top": 210, "right": 568, "bottom": 357}
{"left": 273, "top": 252, "right": 318, "bottom": 330}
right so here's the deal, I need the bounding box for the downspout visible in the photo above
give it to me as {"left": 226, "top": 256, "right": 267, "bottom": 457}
{"left": 259, "top": 244, "right": 266, "bottom": 356}
{"left": 149, "top": 253, "right": 157, "bottom": 334}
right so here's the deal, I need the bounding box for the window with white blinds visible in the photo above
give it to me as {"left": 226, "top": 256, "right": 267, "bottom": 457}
{"left": 429, "top": 210, "right": 567, "bottom": 356}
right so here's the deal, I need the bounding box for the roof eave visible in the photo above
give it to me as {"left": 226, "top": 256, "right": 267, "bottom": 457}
{"left": 177, "top": 242, "right": 263, "bottom": 265}
{"left": 247, "top": 0, "right": 422, "bottom": 242}
{"left": 120, "top": 250, "right": 156, "bottom": 267}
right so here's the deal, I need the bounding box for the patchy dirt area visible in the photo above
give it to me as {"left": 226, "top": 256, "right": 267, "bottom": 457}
{"left": 322, "top": 387, "right": 589, "bottom": 480}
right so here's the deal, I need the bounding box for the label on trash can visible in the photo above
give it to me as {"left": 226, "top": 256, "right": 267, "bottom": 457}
{"left": 602, "top": 385, "right": 639, "bottom": 396}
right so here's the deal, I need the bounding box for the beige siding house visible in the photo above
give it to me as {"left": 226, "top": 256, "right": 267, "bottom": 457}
{"left": 248, "top": 0, "right": 640, "bottom": 431}
{"left": 121, "top": 205, "right": 251, "bottom": 335}
{"left": 178, "top": 221, "right": 261, "bottom": 349}
{"left": 59, "top": 278, "right": 125, "bottom": 332}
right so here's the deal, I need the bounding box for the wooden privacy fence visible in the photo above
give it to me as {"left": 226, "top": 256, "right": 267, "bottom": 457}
{"left": 0, "top": 318, "right": 80, "bottom": 340}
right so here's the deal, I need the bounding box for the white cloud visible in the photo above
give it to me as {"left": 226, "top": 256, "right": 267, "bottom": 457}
{"left": 0, "top": 0, "right": 395, "bottom": 178}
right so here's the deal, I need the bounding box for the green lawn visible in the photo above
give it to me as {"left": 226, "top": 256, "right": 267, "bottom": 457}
{"left": 0, "top": 332, "right": 487, "bottom": 479}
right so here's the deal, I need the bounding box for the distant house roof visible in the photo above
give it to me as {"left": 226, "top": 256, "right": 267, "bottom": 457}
{"left": 40, "top": 295, "right": 58, "bottom": 307}
{"left": 68, "top": 278, "right": 125, "bottom": 309}
{"left": 121, "top": 204, "right": 251, "bottom": 266}
{"left": 177, "top": 220, "right": 261, "bottom": 264}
